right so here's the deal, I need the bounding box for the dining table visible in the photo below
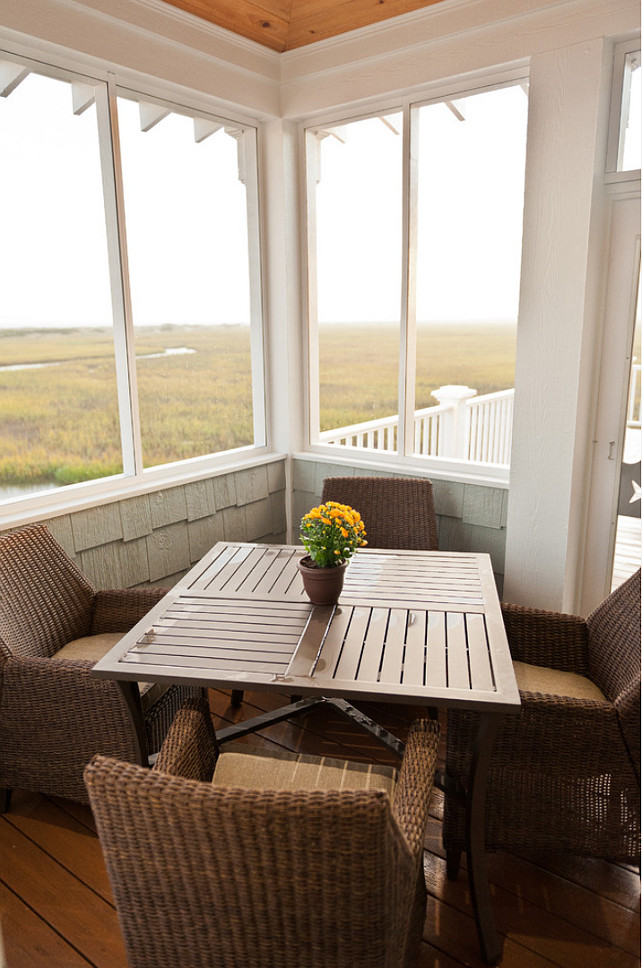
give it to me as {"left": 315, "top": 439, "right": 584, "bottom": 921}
{"left": 92, "top": 540, "right": 520, "bottom": 964}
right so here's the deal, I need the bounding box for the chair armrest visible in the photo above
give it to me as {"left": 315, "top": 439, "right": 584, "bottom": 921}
{"left": 1, "top": 653, "right": 143, "bottom": 763}
{"left": 152, "top": 696, "right": 219, "bottom": 781}
{"left": 91, "top": 587, "right": 171, "bottom": 634}
{"left": 392, "top": 718, "right": 440, "bottom": 855}
{"left": 501, "top": 602, "right": 590, "bottom": 673}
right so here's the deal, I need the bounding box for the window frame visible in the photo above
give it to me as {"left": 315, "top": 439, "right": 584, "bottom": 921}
{"left": 301, "top": 71, "right": 530, "bottom": 487}
{"left": 605, "top": 37, "right": 641, "bottom": 182}
{"left": 0, "top": 47, "right": 269, "bottom": 521}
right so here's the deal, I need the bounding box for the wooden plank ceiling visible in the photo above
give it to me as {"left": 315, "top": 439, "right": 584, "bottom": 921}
{"left": 160, "top": 0, "right": 447, "bottom": 51}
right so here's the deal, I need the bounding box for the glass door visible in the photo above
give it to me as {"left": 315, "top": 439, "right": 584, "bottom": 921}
{"left": 581, "top": 196, "right": 641, "bottom": 614}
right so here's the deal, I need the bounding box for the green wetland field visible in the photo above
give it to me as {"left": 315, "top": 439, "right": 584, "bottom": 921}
{"left": 0, "top": 322, "right": 517, "bottom": 490}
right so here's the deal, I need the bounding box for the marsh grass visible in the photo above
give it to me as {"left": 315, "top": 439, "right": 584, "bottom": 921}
{"left": 319, "top": 321, "right": 517, "bottom": 429}
{"left": 0, "top": 321, "right": 518, "bottom": 488}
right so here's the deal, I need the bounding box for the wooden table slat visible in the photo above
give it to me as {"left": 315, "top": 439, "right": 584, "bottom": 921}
{"left": 356, "top": 607, "right": 389, "bottom": 683}
{"left": 306, "top": 605, "right": 352, "bottom": 679}
{"left": 334, "top": 607, "right": 370, "bottom": 682}
{"left": 445, "top": 612, "right": 471, "bottom": 690}
{"left": 466, "top": 613, "right": 495, "bottom": 692}
{"left": 378, "top": 609, "right": 407, "bottom": 685}
{"left": 121, "top": 651, "right": 292, "bottom": 674}
{"left": 188, "top": 543, "right": 253, "bottom": 590}
{"left": 402, "top": 611, "right": 427, "bottom": 686}
{"left": 425, "top": 612, "right": 448, "bottom": 689}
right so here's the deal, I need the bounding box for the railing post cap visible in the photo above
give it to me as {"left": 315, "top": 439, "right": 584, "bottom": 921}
{"left": 431, "top": 384, "right": 477, "bottom": 403}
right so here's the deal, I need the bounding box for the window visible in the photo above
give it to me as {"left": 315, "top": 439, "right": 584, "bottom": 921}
{"left": 117, "top": 92, "right": 263, "bottom": 468}
{"left": 305, "top": 80, "right": 528, "bottom": 471}
{"left": 0, "top": 66, "right": 120, "bottom": 497}
{"left": 607, "top": 40, "right": 641, "bottom": 176}
{"left": 0, "top": 55, "right": 265, "bottom": 505}
{"left": 306, "top": 114, "right": 403, "bottom": 450}
{"left": 619, "top": 50, "right": 641, "bottom": 171}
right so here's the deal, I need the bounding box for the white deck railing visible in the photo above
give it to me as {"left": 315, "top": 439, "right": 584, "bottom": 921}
{"left": 319, "top": 386, "right": 514, "bottom": 465}
{"left": 320, "top": 374, "right": 639, "bottom": 466}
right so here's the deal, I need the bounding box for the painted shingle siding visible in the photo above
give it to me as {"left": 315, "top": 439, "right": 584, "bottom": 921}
{"left": 4, "top": 460, "right": 288, "bottom": 589}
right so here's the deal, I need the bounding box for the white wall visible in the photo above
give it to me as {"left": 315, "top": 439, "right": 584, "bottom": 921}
{"left": 1, "top": 0, "right": 639, "bottom": 612}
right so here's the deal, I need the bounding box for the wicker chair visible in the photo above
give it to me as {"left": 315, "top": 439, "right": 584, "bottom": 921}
{"left": 85, "top": 697, "right": 439, "bottom": 968}
{"left": 443, "top": 569, "right": 641, "bottom": 868}
{"left": 320, "top": 476, "right": 439, "bottom": 550}
{"left": 0, "top": 523, "right": 202, "bottom": 809}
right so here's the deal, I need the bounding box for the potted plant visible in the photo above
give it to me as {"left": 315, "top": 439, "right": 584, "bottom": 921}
{"left": 298, "top": 501, "right": 367, "bottom": 604}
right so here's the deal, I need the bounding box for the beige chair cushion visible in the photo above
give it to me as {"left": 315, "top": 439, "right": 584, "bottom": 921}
{"left": 513, "top": 660, "right": 606, "bottom": 701}
{"left": 213, "top": 744, "right": 398, "bottom": 797}
{"left": 53, "top": 634, "right": 167, "bottom": 711}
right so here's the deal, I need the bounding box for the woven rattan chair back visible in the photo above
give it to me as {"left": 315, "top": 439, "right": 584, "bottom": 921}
{"left": 0, "top": 524, "right": 95, "bottom": 659}
{"left": 85, "top": 699, "right": 439, "bottom": 968}
{"left": 587, "top": 569, "right": 640, "bottom": 779}
{"left": 320, "top": 476, "right": 439, "bottom": 550}
{"left": 87, "top": 766, "right": 411, "bottom": 968}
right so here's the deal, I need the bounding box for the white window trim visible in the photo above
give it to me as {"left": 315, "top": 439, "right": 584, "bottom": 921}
{"left": 605, "top": 36, "right": 641, "bottom": 181}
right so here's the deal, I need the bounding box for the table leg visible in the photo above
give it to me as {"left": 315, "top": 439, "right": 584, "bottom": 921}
{"left": 116, "top": 680, "right": 149, "bottom": 766}
{"left": 466, "top": 712, "right": 503, "bottom": 965}
{"left": 216, "top": 695, "right": 406, "bottom": 758}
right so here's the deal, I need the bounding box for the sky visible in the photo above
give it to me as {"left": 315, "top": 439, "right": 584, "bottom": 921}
{"left": 0, "top": 64, "right": 639, "bottom": 330}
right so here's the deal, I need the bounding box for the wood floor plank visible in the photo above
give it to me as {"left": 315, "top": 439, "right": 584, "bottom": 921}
{"left": 5, "top": 791, "right": 114, "bottom": 902}
{"left": 423, "top": 851, "right": 640, "bottom": 968}
{"left": 49, "top": 796, "right": 98, "bottom": 834}
{"left": 424, "top": 812, "right": 641, "bottom": 959}
{"left": 485, "top": 851, "right": 641, "bottom": 957}
{"left": 0, "top": 818, "right": 128, "bottom": 968}
{"left": 514, "top": 850, "right": 642, "bottom": 912}
{"left": 422, "top": 892, "right": 555, "bottom": 968}
{"left": 0, "top": 881, "right": 92, "bottom": 968}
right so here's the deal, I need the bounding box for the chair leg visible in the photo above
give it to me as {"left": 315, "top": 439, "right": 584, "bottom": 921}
{"left": 231, "top": 690, "right": 244, "bottom": 707}
{"left": 446, "top": 848, "right": 462, "bottom": 881}
{"left": 0, "top": 789, "right": 12, "bottom": 814}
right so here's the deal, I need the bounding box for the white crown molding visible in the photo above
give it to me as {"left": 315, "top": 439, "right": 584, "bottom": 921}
{"left": 280, "top": 0, "right": 637, "bottom": 79}
{"left": 65, "top": 0, "right": 279, "bottom": 75}
{"left": 78, "top": 0, "right": 281, "bottom": 65}
{"left": 279, "top": 0, "right": 639, "bottom": 117}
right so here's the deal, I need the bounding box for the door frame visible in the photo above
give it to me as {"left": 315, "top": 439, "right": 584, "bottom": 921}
{"left": 581, "top": 192, "right": 640, "bottom": 615}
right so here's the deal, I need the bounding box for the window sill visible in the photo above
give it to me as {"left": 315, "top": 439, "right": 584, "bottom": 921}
{"left": 297, "top": 447, "right": 510, "bottom": 488}
{"left": 0, "top": 448, "right": 287, "bottom": 529}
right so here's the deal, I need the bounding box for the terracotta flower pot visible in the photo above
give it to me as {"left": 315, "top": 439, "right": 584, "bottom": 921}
{"left": 297, "top": 555, "right": 348, "bottom": 605}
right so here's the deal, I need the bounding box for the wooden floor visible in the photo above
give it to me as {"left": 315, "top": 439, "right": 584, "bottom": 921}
{"left": 613, "top": 515, "right": 641, "bottom": 591}
{"left": 1, "top": 688, "right": 640, "bottom": 968}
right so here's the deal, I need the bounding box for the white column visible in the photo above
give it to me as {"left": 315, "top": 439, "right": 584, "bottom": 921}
{"left": 503, "top": 39, "right": 611, "bottom": 613}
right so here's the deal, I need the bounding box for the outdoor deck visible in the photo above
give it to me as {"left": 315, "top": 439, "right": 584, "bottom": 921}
{"left": 613, "top": 515, "right": 642, "bottom": 591}
{"left": 1, "top": 689, "right": 639, "bottom": 968}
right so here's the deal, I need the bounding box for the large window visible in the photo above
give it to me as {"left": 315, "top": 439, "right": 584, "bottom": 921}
{"left": 306, "top": 80, "right": 528, "bottom": 472}
{"left": 0, "top": 55, "right": 264, "bottom": 504}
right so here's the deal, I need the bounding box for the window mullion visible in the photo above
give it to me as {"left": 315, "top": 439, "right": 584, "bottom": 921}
{"left": 95, "top": 74, "right": 142, "bottom": 477}
{"left": 241, "top": 127, "right": 267, "bottom": 448}
{"left": 305, "top": 128, "right": 322, "bottom": 444}
{"left": 399, "top": 102, "right": 417, "bottom": 458}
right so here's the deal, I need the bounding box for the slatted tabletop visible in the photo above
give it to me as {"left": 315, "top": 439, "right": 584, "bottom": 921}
{"left": 93, "top": 542, "right": 520, "bottom": 711}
